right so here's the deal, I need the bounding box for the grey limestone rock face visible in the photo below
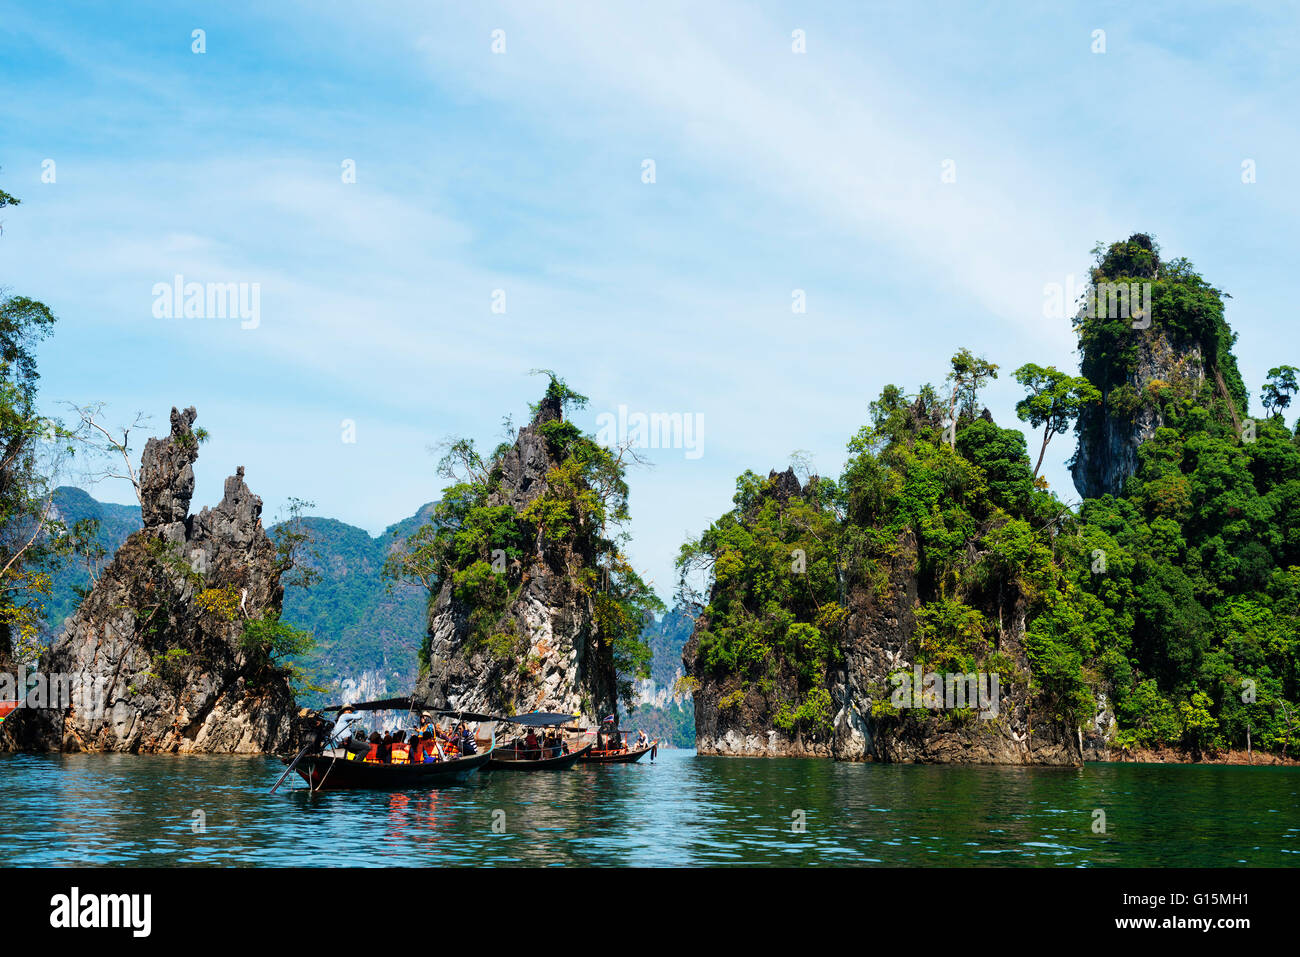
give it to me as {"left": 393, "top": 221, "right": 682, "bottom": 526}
{"left": 3, "top": 407, "right": 298, "bottom": 754}
{"left": 414, "top": 396, "right": 619, "bottom": 727}
{"left": 1071, "top": 328, "right": 1206, "bottom": 500}
{"left": 139, "top": 406, "right": 199, "bottom": 529}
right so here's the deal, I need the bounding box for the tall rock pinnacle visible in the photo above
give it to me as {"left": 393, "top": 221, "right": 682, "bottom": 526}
{"left": 2, "top": 406, "right": 299, "bottom": 754}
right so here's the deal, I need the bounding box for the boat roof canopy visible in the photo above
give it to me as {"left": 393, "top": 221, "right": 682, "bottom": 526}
{"left": 435, "top": 710, "right": 499, "bottom": 723}
{"left": 506, "top": 711, "right": 583, "bottom": 727}
{"left": 321, "top": 696, "right": 423, "bottom": 713}
{"left": 320, "top": 701, "right": 581, "bottom": 726}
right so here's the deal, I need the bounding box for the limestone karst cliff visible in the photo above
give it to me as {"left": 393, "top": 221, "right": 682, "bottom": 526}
{"left": 1070, "top": 233, "right": 1248, "bottom": 499}
{"left": 409, "top": 382, "right": 654, "bottom": 726}
{"left": 683, "top": 464, "right": 1081, "bottom": 764}
{"left": 684, "top": 469, "right": 833, "bottom": 758}
{"left": 2, "top": 407, "right": 299, "bottom": 754}
{"left": 681, "top": 233, "right": 1298, "bottom": 765}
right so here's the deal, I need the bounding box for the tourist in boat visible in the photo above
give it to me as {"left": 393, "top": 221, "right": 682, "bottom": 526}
{"left": 421, "top": 731, "right": 440, "bottom": 762}
{"left": 365, "top": 730, "right": 382, "bottom": 763}
{"left": 344, "top": 729, "right": 369, "bottom": 760}
{"left": 636, "top": 729, "right": 648, "bottom": 750}
{"left": 456, "top": 721, "right": 477, "bottom": 755}
{"left": 525, "top": 729, "right": 540, "bottom": 760}
{"left": 390, "top": 730, "right": 409, "bottom": 764}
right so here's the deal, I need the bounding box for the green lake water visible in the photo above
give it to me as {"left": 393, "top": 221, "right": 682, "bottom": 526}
{"left": 1, "top": 750, "right": 1296, "bottom": 866}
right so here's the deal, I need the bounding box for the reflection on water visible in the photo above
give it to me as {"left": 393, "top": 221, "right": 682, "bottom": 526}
{"left": 1, "top": 750, "right": 1296, "bottom": 866}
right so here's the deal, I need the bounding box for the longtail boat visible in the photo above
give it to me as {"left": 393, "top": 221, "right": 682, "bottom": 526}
{"left": 486, "top": 741, "right": 592, "bottom": 770}
{"left": 579, "top": 741, "right": 657, "bottom": 764}
{"left": 288, "top": 746, "right": 492, "bottom": 792}
{"left": 271, "top": 697, "right": 496, "bottom": 793}
{"left": 484, "top": 711, "right": 591, "bottom": 771}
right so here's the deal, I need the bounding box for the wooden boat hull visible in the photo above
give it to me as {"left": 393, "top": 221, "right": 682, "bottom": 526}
{"left": 578, "top": 742, "right": 656, "bottom": 764}
{"left": 485, "top": 743, "right": 592, "bottom": 771}
{"left": 290, "top": 748, "right": 492, "bottom": 791}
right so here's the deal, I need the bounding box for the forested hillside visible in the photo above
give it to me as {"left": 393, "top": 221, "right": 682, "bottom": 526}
{"left": 682, "top": 235, "right": 1300, "bottom": 761}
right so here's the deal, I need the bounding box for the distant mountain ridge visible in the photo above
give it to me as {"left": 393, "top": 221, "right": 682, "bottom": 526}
{"left": 283, "top": 507, "right": 435, "bottom": 706}
{"left": 628, "top": 610, "right": 695, "bottom": 747}
{"left": 43, "top": 487, "right": 143, "bottom": 628}
{"left": 42, "top": 487, "right": 435, "bottom": 707}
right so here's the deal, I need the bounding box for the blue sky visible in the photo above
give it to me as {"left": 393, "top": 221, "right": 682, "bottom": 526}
{"left": 3, "top": 1, "right": 1298, "bottom": 600}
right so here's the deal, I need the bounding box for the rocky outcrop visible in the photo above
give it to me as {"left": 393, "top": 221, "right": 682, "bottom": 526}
{"left": 831, "top": 536, "right": 1078, "bottom": 764}
{"left": 140, "top": 407, "right": 200, "bottom": 528}
{"left": 1069, "top": 233, "right": 1243, "bottom": 501}
{"left": 2, "top": 407, "right": 298, "bottom": 754}
{"left": 685, "top": 469, "right": 835, "bottom": 758}
{"left": 684, "top": 468, "right": 1083, "bottom": 765}
{"left": 414, "top": 396, "right": 618, "bottom": 725}
{"left": 688, "top": 624, "right": 833, "bottom": 758}
{"left": 1071, "top": 328, "right": 1207, "bottom": 499}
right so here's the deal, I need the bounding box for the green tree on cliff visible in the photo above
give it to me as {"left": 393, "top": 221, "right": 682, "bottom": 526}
{"left": 0, "top": 184, "right": 90, "bottom": 665}
{"left": 683, "top": 370, "right": 1098, "bottom": 746}
{"left": 1012, "top": 363, "right": 1101, "bottom": 480}
{"left": 945, "top": 348, "right": 999, "bottom": 426}
{"left": 678, "top": 465, "right": 844, "bottom": 741}
{"left": 1261, "top": 365, "right": 1298, "bottom": 419}
{"left": 387, "top": 373, "right": 660, "bottom": 705}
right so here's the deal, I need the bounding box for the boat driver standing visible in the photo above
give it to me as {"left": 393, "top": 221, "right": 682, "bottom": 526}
{"left": 330, "top": 705, "right": 369, "bottom": 758}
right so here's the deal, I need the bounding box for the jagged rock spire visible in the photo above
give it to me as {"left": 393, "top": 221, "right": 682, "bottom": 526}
{"left": 139, "top": 406, "right": 198, "bottom": 528}
{"left": 2, "top": 405, "right": 297, "bottom": 754}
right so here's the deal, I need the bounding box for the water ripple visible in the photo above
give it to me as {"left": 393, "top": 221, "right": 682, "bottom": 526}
{"left": 0, "top": 751, "right": 1296, "bottom": 866}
